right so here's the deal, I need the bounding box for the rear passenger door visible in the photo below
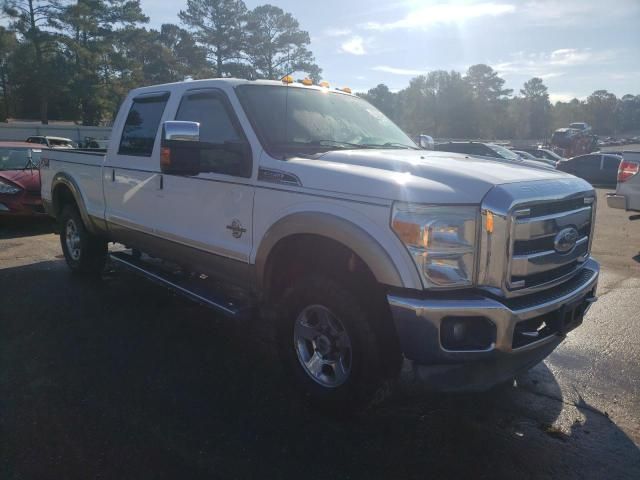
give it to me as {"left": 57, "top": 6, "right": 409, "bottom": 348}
{"left": 103, "top": 91, "right": 169, "bottom": 246}
{"left": 155, "top": 88, "right": 255, "bottom": 286}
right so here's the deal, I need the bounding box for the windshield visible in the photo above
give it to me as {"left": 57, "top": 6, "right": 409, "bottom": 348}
{"left": 0, "top": 147, "right": 40, "bottom": 170}
{"left": 236, "top": 85, "right": 416, "bottom": 156}
{"left": 487, "top": 144, "right": 521, "bottom": 161}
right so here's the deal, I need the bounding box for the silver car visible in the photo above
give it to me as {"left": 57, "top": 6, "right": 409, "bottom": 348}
{"left": 607, "top": 151, "right": 640, "bottom": 212}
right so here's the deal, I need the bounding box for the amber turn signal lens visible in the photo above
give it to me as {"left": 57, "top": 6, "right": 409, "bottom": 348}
{"left": 485, "top": 211, "right": 494, "bottom": 233}
{"left": 160, "top": 147, "right": 171, "bottom": 169}
{"left": 392, "top": 219, "right": 421, "bottom": 247}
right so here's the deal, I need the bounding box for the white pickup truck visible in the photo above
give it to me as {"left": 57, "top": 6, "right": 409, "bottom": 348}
{"left": 40, "top": 79, "right": 599, "bottom": 410}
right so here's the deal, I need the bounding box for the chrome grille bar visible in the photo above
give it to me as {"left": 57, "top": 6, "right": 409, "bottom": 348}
{"left": 478, "top": 179, "right": 596, "bottom": 298}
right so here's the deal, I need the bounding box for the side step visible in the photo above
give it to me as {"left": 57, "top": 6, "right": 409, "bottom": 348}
{"left": 109, "top": 251, "right": 255, "bottom": 320}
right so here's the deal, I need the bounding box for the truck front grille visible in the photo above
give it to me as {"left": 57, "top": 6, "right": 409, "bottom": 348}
{"left": 507, "top": 197, "right": 595, "bottom": 292}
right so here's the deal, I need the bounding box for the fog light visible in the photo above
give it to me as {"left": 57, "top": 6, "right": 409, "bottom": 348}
{"left": 441, "top": 316, "right": 496, "bottom": 351}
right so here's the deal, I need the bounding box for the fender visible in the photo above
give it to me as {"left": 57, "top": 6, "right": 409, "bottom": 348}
{"left": 255, "top": 211, "right": 411, "bottom": 290}
{"left": 51, "top": 172, "right": 100, "bottom": 234}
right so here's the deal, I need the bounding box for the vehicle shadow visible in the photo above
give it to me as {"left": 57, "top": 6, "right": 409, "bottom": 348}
{"left": 0, "top": 217, "right": 55, "bottom": 239}
{"left": 1, "top": 260, "right": 639, "bottom": 479}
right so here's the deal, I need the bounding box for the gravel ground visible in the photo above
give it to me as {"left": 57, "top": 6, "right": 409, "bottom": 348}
{"left": 0, "top": 188, "right": 639, "bottom": 479}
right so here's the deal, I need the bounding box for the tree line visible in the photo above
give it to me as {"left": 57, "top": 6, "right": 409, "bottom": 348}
{"left": 0, "top": 0, "right": 321, "bottom": 124}
{"left": 359, "top": 65, "right": 640, "bottom": 140}
{"left": 0, "top": 1, "right": 638, "bottom": 137}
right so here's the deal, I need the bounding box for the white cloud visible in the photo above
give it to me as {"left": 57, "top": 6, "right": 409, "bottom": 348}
{"left": 549, "top": 92, "right": 583, "bottom": 103}
{"left": 364, "top": 2, "right": 515, "bottom": 31}
{"left": 494, "top": 48, "right": 617, "bottom": 79}
{"left": 520, "top": 0, "right": 640, "bottom": 26}
{"left": 372, "top": 65, "right": 426, "bottom": 76}
{"left": 340, "top": 36, "right": 366, "bottom": 55}
{"left": 324, "top": 27, "right": 352, "bottom": 37}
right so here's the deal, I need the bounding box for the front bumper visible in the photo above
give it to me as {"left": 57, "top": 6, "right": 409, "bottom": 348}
{"left": 388, "top": 259, "right": 599, "bottom": 392}
{"left": 606, "top": 193, "right": 626, "bottom": 210}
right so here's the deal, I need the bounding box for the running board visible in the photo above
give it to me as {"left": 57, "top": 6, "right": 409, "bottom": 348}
{"left": 109, "top": 251, "right": 254, "bottom": 320}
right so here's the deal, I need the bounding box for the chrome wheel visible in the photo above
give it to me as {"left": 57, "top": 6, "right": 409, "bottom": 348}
{"left": 294, "top": 305, "right": 353, "bottom": 388}
{"left": 65, "top": 218, "right": 81, "bottom": 261}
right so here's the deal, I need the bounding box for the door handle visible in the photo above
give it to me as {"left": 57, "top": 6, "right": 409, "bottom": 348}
{"left": 159, "top": 175, "right": 164, "bottom": 190}
{"left": 111, "top": 169, "right": 115, "bottom": 182}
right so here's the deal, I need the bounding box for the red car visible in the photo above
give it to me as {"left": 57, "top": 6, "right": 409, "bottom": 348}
{"left": 0, "top": 142, "right": 45, "bottom": 216}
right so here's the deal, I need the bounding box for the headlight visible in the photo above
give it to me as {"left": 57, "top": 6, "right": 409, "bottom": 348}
{"left": 391, "top": 203, "right": 478, "bottom": 288}
{"left": 0, "top": 179, "right": 21, "bottom": 195}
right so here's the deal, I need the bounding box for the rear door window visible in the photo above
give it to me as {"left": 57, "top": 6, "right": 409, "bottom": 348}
{"left": 118, "top": 93, "right": 169, "bottom": 157}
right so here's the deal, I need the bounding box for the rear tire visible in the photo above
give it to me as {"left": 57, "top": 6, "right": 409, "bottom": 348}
{"left": 277, "top": 275, "right": 393, "bottom": 412}
{"left": 59, "top": 205, "right": 107, "bottom": 274}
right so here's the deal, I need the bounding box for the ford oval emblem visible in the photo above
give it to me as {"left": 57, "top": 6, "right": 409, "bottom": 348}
{"left": 554, "top": 227, "right": 579, "bottom": 254}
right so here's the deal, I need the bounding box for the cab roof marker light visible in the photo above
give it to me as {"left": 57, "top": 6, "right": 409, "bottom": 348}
{"left": 319, "top": 81, "right": 330, "bottom": 88}
{"left": 341, "top": 87, "right": 352, "bottom": 94}
{"left": 281, "top": 75, "right": 294, "bottom": 84}
{"left": 301, "top": 78, "right": 313, "bottom": 86}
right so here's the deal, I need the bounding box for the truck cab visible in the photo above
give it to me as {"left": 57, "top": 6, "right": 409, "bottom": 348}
{"left": 40, "top": 78, "right": 599, "bottom": 410}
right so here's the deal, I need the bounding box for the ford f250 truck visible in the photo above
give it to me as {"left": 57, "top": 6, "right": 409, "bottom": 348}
{"left": 40, "top": 79, "right": 599, "bottom": 410}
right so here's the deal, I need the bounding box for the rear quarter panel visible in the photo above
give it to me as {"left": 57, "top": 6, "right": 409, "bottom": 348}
{"left": 41, "top": 149, "right": 106, "bottom": 220}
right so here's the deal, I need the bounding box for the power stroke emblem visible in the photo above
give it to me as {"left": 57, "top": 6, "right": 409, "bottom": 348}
{"left": 554, "top": 227, "right": 579, "bottom": 254}
{"left": 226, "top": 219, "right": 247, "bottom": 239}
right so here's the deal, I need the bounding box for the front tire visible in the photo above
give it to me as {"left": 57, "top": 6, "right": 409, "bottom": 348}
{"left": 59, "top": 205, "right": 107, "bottom": 274}
{"left": 277, "top": 275, "right": 392, "bottom": 412}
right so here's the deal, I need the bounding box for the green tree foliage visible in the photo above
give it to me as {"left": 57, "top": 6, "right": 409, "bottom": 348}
{"left": 244, "top": 4, "right": 321, "bottom": 81}
{"left": 0, "top": 0, "right": 320, "bottom": 124}
{"left": 585, "top": 90, "right": 618, "bottom": 135}
{"left": 519, "top": 77, "right": 551, "bottom": 138}
{"left": 55, "top": 0, "right": 150, "bottom": 125}
{"left": 361, "top": 70, "right": 638, "bottom": 140}
{"left": 358, "top": 83, "right": 397, "bottom": 122}
{"left": 179, "top": 0, "right": 247, "bottom": 77}
{"left": 3, "top": 0, "right": 61, "bottom": 123}
{"left": 0, "top": 27, "right": 17, "bottom": 120}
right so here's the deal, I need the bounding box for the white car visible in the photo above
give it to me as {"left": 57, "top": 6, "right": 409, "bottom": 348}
{"left": 607, "top": 151, "right": 640, "bottom": 213}
{"left": 39, "top": 78, "right": 600, "bottom": 410}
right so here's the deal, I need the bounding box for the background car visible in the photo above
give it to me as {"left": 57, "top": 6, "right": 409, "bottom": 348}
{"left": 25, "top": 135, "right": 75, "bottom": 148}
{"left": 434, "top": 141, "right": 553, "bottom": 169}
{"left": 0, "top": 142, "right": 45, "bottom": 216}
{"left": 517, "top": 147, "right": 564, "bottom": 163}
{"left": 556, "top": 153, "right": 622, "bottom": 187}
{"left": 512, "top": 149, "right": 557, "bottom": 167}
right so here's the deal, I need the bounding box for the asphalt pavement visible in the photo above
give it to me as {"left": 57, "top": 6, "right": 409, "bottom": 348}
{"left": 1, "top": 188, "right": 639, "bottom": 479}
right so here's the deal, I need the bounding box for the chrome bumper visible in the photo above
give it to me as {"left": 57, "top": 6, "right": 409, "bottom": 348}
{"left": 606, "top": 193, "right": 626, "bottom": 210}
{"left": 388, "top": 259, "right": 599, "bottom": 391}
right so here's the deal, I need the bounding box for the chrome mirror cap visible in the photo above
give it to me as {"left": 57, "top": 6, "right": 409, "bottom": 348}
{"left": 162, "top": 121, "right": 200, "bottom": 143}
{"left": 418, "top": 134, "right": 434, "bottom": 150}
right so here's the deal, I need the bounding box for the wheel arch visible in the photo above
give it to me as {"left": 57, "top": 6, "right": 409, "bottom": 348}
{"left": 255, "top": 211, "right": 411, "bottom": 294}
{"left": 51, "top": 173, "right": 96, "bottom": 233}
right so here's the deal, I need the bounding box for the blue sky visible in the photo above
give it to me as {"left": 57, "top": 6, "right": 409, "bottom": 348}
{"left": 141, "top": 0, "right": 640, "bottom": 102}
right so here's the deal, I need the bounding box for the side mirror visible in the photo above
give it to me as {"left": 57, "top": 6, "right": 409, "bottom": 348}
{"left": 418, "top": 134, "right": 434, "bottom": 150}
{"left": 160, "top": 121, "right": 201, "bottom": 175}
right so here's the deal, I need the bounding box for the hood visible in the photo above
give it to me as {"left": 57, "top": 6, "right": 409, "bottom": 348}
{"left": 0, "top": 169, "right": 41, "bottom": 193}
{"left": 283, "top": 149, "right": 582, "bottom": 205}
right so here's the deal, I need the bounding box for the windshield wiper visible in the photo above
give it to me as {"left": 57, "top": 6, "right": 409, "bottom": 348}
{"left": 307, "top": 140, "right": 372, "bottom": 149}
{"left": 361, "top": 142, "right": 420, "bottom": 150}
